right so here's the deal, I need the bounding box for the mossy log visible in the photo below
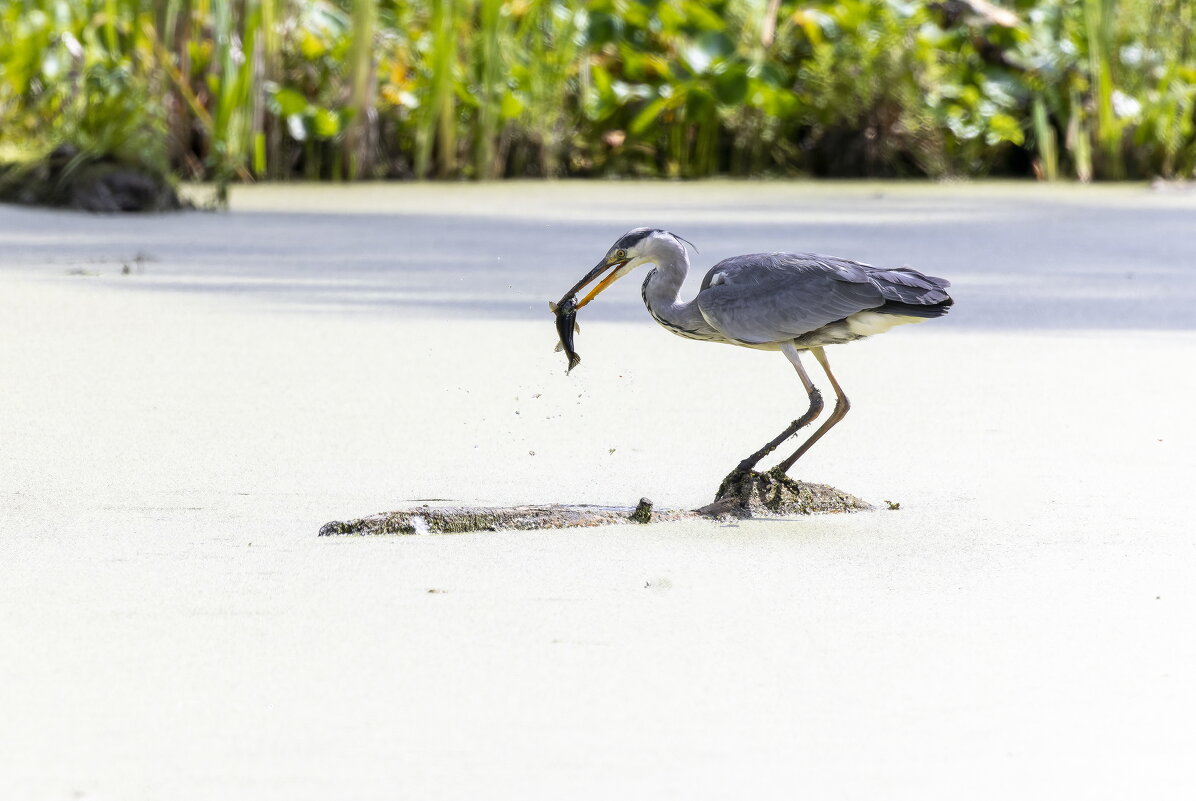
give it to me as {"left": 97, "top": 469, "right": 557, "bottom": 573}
{"left": 695, "top": 468, "right": 873, "bottom": 518}
{"left": 318, "top": 500, "right": 691, "bottom": 536}
{"left": 319, "top": 474, "right": 872, "bottom": 536}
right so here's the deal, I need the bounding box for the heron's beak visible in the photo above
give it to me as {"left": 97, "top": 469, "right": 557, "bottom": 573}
{"left": 560, "top": 257, "right": 630, "bottom": 309}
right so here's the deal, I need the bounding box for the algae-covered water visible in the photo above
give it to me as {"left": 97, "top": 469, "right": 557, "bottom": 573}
{"left": 3, "top": 182, "right": 1195, "bottom": 801}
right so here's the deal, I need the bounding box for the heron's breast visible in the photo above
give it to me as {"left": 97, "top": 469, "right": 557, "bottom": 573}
{"left": 651, "top": 313, "right": 728, "bottom": 344}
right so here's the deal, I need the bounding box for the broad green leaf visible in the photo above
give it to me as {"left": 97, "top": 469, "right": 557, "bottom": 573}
{"left": 272, "top": 87, "right": 309, "bottom": 117}
{"left": 590, "top": 63, "right": 613, "bottom": 96}
{"left": 313, "top": 108, "right": 341, "bottom": 139}
{"left": 630, "top": 96, "right": 670, "bottom": 135}
{"left": 500, "top": 89, "right": 523, "bottom": 119}
{"left": 715, "top": 68, "right": 749, "bottom": 106}
{"left": 298, "top": 30, "right": 325, "bottom": 60}
{"left": 681, "top": 2, "right": 726, "bottom": 31}
{"left": 587, "top": 12, "right": 620, "bottom": 45}
{"left": 696, "top": 31, "right": 734, "bottom": 61}
{"left": 986, "top": 113, "right": 1025, "bottom": 146}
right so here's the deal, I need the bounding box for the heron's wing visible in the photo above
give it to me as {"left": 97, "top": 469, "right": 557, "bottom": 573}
{"left": 695, "top": 254, "right": 885, "bottom": 345}
{"left": 864, "top": 265, "right": 952, "bottom": 304}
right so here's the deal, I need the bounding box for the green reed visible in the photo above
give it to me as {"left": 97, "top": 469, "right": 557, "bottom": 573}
{"left": 346, "top": 0, "right": 377, "bottom": 179}
{"left": 472, "top": 0, "right": 504, "bottom": 179}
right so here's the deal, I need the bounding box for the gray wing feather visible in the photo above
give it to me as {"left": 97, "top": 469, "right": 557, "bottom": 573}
{"left": 696, "top": 253, "right": 951, "bottom": 345}
{"left": 866, "top": 266, "right": 952, "bottom": 304}
{"left": 696, "top": 254, "right": 883, "bottom": 345}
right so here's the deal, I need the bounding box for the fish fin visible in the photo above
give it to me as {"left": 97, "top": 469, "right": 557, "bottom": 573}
{"left": 554, "top": 341, "right": 563, "bottom": 352}
{"left": 573, "top": 321, "right": 581, "bottom": 333}
{"left": 548, "top": 301, "right": 558, "bottom": 313}
{"left": 566, "top": 354, "right": 581, "bottom": 374}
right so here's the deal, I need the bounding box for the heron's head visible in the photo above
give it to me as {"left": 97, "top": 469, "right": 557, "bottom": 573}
{"left": 562, "top": 228, "right": 689, "bottom": 309}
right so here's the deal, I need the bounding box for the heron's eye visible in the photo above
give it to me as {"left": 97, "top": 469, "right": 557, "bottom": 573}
{"left": 614, "top": 249, "right": 627, "bottom": 261}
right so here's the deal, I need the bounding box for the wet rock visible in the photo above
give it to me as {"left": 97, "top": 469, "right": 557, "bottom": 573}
{"left": 629, "top": 497, "right": 654, "bottom": 524}
{"left": 0, "top": 145, "right": 183, "bottom": 212}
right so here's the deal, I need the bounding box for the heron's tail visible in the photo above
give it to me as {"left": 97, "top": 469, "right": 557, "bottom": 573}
{"left": 868, "top": 267, "right": 953, "bottom": 316}
{"left": 875, "top": 297, "right": 954, "bottom": 318}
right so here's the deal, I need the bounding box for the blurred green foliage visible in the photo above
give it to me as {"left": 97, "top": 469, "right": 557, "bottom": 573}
{"left": 1, "top": 0, "right": 1194, "bottom": 185}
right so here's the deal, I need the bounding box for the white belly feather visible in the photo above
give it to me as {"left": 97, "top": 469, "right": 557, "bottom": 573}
{"left": 844, "top": 311, "right": 926, "bottom": 338}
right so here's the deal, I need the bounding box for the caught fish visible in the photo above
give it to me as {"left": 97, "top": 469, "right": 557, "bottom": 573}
{"left": 549, "top": 295, "right": 582, "bottom": 374}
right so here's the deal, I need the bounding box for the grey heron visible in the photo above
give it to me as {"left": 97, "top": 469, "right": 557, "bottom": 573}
{"left": 559, "top": 228, "right": 953, "bottom": 476}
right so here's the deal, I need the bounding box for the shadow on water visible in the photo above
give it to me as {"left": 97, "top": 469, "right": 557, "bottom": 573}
{"left": 4, "top": 187, "right": 1195, "bottom": 331}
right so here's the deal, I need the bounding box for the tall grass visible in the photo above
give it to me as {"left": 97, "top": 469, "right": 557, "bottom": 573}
{"left": 412, "top": 0, "right": 456, "bottom": 178}
{"left": 346, "top": 0, "right": 377, "bottom": 179}
{"left": 256, "top": 0, "right": 281, "bottom": 177}
{"left": 1032, "top": 95, "right": 1058, "bottom": 181}
{"left": 2, "top": 0, "right": 1196, "bottom": 185}
{"left": 1083, "top": 0, "right": 1121, "bottom": 178}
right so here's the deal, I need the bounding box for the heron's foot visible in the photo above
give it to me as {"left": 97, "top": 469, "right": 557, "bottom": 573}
{"left": 695, "top": 467, "right": 873, "bottom": 519}
{"left": 765, "top": 465, "right": 796, "bottom": 485}
{"left": 695, "top": 470, "right": 757, "bottom": 519}
{"left": 715, "top": 466, "right": 751, "bottom": 499}
{"left": 697, "top": 469, "right": 779, "bottom": 519}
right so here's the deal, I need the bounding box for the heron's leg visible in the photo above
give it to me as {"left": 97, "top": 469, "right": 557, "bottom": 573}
{"left": 775, "top": 346, "right": 850, "bottom": 474}
{"left": 734, "top": 343, "right": 824, "bottom": 473}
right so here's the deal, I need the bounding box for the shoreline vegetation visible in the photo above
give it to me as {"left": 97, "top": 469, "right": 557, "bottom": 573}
{"left": 1, "top": 0, "right": 1194, "bottom": 210}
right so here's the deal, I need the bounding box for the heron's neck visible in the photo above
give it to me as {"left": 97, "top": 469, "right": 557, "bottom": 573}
{"left": 641, "top": 242, "right": 698, "bottom": 330}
